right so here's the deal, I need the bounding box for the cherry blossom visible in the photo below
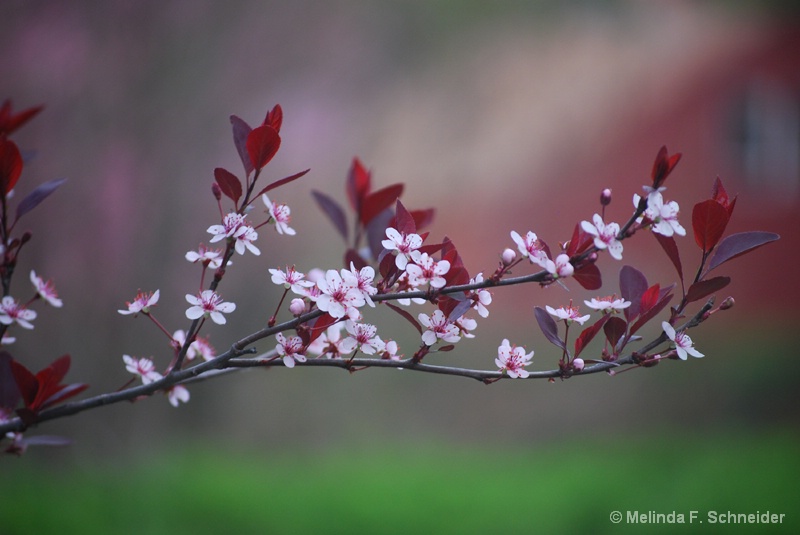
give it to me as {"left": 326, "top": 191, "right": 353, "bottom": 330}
{"left": 185, "top": 244, "right": 226, "bottom": 269}
{"left": 172, "top": 329, "right": 216, "bottom": 362}
{"left": 275, "top": 332, "right": 307, "bottom": 368}
{"left": 123, "top": 354, "right": 161, "bottom": 385}
{"left": 269, "top": 266, "right": 315, "bottom": 295}
{"left": 380, "top": 340, "right": 402, "bottom": 361}
{"left": 545, "top": 303, "right": 590, "bottom": 325}
{"left": 468, "top": 273, "right": 492, "bottom": 318}
{"left": 554, "top": 254, "right": 574, "bottom": 278}
{"left": 580, "top": 214, "right": 623, "bottom": 260}
{"left": 381, "top": 227, "right": 423, "bottom": 270}
{"left": 262, "top": 194, "right": 296, "bottom": 236}
{"left": 118, "top": 289, "right": 159, "bottom": 316}
{"left": 495, "top": 339, "right": 534, "bottom": 379}
{"left": 510, "top": 230, "right": 552, "bottom": 270}
{"left": 633, "top": 192, "right": 686, "bottom": 237}
{"left": 455, "top": 316, "right": 478, "bottom": 339}
{"left": 30, "top": 271, "right": 62, "bottom": 307}
{"left": 314, "top": 269, "right": 365, "bottom": 320}
{"left": 208, "top": 212, "right": 246, "bottom": 242}
{"left": 307, "top": 323, "right": 355, "bottom": 359}
{"left": 0, "top": 297, "right": 36, "bottom": 329}
{"left": 185, "top": 290, "right": 236, "bottom": 325}
{"left": 232, "top": 224, "right": 261, "bottom": 256}
{"left": 167, "top": 385, "right": 190, "bottom": 407}
{"left": 289, "top": 298, "right": 306, "bottom": 316}
{"left": 342, "top": 262, "right": 378, "bottom": 307}
{"left": 662, "top": 321, "right": 704, "bottom": 360}
{"left": 406, "top": 251, "right": 450, "bottom": 289}
{"left": 584, "top": 296, "right": 631, "bottom": 314}
{"left": 343, "top": 320, "right": 385, "bottom": 355}
{"left": 418, "top": 309, "right": 461, "bottom": 346}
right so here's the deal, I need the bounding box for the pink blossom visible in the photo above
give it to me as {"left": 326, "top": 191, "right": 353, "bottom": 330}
{"left": 118, "top": 289, "right": 159, "bottom": 316}
{"left": 662, "top": 321, "right": 704, "bottom": 360}
{"left": 455, "top": 316, "right": 478, "bottom": 339}
{"left": 554, "top": 254, "right": 574, "bottom": 278}
{"left": 314, "top": 269, "right": 365, "bottom": 320}
{"left": 172, "top": 330, "right": 216, "bottom": 362}
{"left": 275, "top": 332, "right": 307, "bottom": 368}
{"left": 380, "top": 340, "right": 402, "bottom": 361}
{"left": 208, "top": 213, "right": 260, "bottom": 255}
{"left": 185, "top": 244, "right": 226, "bottom": 269}
{"left": 167, "top": 384, "right": 190, "bottom": 407}
{"left": 232, "top": 224, "right": 260, "bottom": 256}
{"left": 269, "top": 266, "right": 315, "bottom": 295}
{"left": 342, "top": 262, "right": 378, "bottom": 307}
{"left": 306, "top": 323, "right": 355, "bottom": 359}
{"left": 501, "top": 248, "right": 517, "bottom": 266}
{"left": 633, "top": 192, "right": 686, "bottom": 237}
{"left": 510, "top": 230, "right": 555, "bottom": 272}
{"left": 30, "top": 271, "right": 62, "bottom": 307}
{"left": 185, "top": 290, "right": 236, "bottom": 325}
{"left": 418, "top": 309, "right": 461, "bottom": 346}
{"left": 262, "top": 194, "right": 296, "bottom": 236}
{"left": 580, "top": 214, "right": 623, "bottom": 260}
{"left": 382, "top": 227, "right": 423, "bottom": 270}
{"left": 289, "top": 298, "right": 306, "bottom": 316}
{"left": 0, "top": 296, "right": 36, "bottom": 329}
{"left": 123, "top": 354, "right": 162, "bottom": 385}
{"left": 495, "top": 339, "right": 534, "bottom": 379}
{"left": 344, "top": 320, "right": 385, "bottom": 355}
{"left": 584, "top": 296, "right": 631, "bottom": 314}
{"left": 468, "top": 273, "right": 492, "bottom": 318}
{"left": 546, "top": 304, "right": 590, "bottom": 325}
{"left": 406, "top": 252, "right": 450, "bottom": 289}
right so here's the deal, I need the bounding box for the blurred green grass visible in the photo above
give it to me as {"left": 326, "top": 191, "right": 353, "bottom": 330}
{"left": 2, "top": 429, "right": 797, "bottom": 534}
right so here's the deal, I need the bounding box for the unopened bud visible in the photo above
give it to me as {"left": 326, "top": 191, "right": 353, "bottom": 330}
{"left": 211, "top": 182, "right": 222, "bottom": 200}
{"left": 600, "top": 188, "right": 612, "bottom": 206}
{"left": 572, "top": 357, "right": 585, "bottom": 372}
{"left": 21, "top": 231, "right": 33, "bottom": 244}
{"left": 720, "top": 296, "right": 735, "bottom": 310}
{"left": 501, "top": 248, "right": 516, "bottom": 266}
{"left": 289, "top": 298, "right": 306, "bottom": 316}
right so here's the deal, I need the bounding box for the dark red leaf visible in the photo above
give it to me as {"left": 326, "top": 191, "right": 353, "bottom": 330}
{"left": 630, "top": 287, "right": 674, "bottom": 335}
{"left": 640, "top": 284, "right": 660, "bottom": 314}
{"left": 246, "top": 125, "right": 281, "bottom": 171}
{"left": 305, "top": 313, "right": 337, "bottom": 346}
{"left": 651, "top": 145, "right": 681, "bottom": 188}
{"left": 685, "top": 276, "right": 731, "bottom": 303}
{"left": 230, "top": 115, "right": 253, "bottom": 177}
{"left": 40, "top": 382, "right": 88, "bottom": 410}
{"left": 573, "top": 263, "right": 602, "bottom": 291}
{"left": 534, "top": 306, "right": 566, "bottom": 351}
{"left": 393, "top": 200, "right": 416, "bottom": 234}
{"left": 263, "top": 104, "right": 283, "bottom": 133}
{"left": 604, "top": 316, "right": 628, "bottom": 351}
{"left": 15, "top": 177, "right": 67, "bottom": 221}
{"left": 410, "top": 209, "right": 436, "bottom": 231}
{"left": 619, "top": 265, "right": 648, "bottom": 322}
{"left": 711, "top": 176, "right": 737, "bottom": 218}
{"left": 9, "top": 360, "right": 38, "bottom": 408}
{"left": 360, "top": 183, "right": 404, "bottom": 226}
{"left": 312, "top": 190, "right": 348, "bottom": 242}
{"left": 385, "top": 302, "right": 423, "bottom": 334}
{"left": 0, "top": 100, "right": 44, "bottom": 136}
{"left": 256, "top": 168, "right": 310, "bottom": 197}
{"left": 213, "top": 168, "right": 242, "bottom": 206}
{"left": 692, "top": 199, "right": 730, "bottom": 253}
{"left": 707, "top": 231, "right": 780, "bottom": 273}
{"left": 346, "top": 157, "right": 371, "bottom": 213}
{"left": 574, "top": 314, "right": 611, "bottom": 357}
{"left": 653, "top": 233, "right": 683, "bottom": 286}
{"left": 344, "top": 248, "right": 367, "bottom": 271}
{"left": 566, "top": 221, "right": 595, "bottom": 257}
{"left": 0, "top": 138, "right": 23, "bottom": 194}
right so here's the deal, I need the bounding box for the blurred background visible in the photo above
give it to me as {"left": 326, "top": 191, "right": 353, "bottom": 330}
{"left": 1, "top": 1, "right": 798, "bottom": 533}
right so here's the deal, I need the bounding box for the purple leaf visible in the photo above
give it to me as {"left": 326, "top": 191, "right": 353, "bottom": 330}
{"left": 653, "top": 233, "right": 683, "bottom": 286}
{"left": 534, "top": 306, "right": 566, "bottom": 351}
{"left": 445, "top": 298, "right": 472, "bottom": 323}
{"left": 619, "top": 265, "right": 648, "bottom": 322}
{"left": 685, "top": 276, "right": 731, "bottom": 303}
{"left": 603, "top": 316, "right": 627, "bottom": 351}
{"left": 15, "top": 178, "right": 67, "bottom": 221}
{"left": 707, "top": 231, "right": 780, "bottom": 273}
{"left": 255, "top": 169, "right": 310, "bottom": 198}
{"left": 213, "top": 168, "right": 242, "bottom": 206}
{"left": 573, "top": 263, "right": 602, "bottom": 291}
{"left": 366, "top": 207, "right": 394, "bottom": 261}
{"left": 394, "top": 200, "right": 416, "bottom": 235}
{"left": 312, "top": 189, "right": 348, "bottom": 242}
{"left": 230, "top": 115, "right": 253, "bottom": 177}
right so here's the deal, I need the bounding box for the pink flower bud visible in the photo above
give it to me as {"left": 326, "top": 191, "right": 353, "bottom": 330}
{"left": 211, "top": 182, "right": 222, "bottom": 200}
{"left": 600, "top": 188, "right": 612, "bottom": 206}
{"left": 501, "top": 248, "right": 516, "bottom": 266}
{"left": 289, "top": 298, "right": 306, "bottom": 316}
{"left": 720, "top": 296, "right": 735, "bottom": 310}
{"left": 572, "top": 358, "right": 585, "bottom": 372}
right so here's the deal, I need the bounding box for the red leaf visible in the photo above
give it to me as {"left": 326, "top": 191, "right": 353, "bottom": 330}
{"left": 393, "top": 200, "right": 416, "bottom": 235}
{"left": 651, "top": 145, "right": 681, "bottom": 188}
{"left": 0, "top": 100, "right": 44, "bottom": 136}
{"left": 41, "top": 382, "right": 88, "bottom": 410}
{"left": 534, "top": 306, "right": 566, "bottom": 351}
{"left": 305, "top": 313, "right": 337, "bottom": 346}
{"left": 214, "top": 168, "right": 242, "bottom": 206}
{"left": 312, "top": 190, "right": 348, "bottom": 242}
{"left": 566, "top": 221, "right": 595, "bottom": 257}
{"left": 255, "top": 169, "right": 310, "bottom": 197}
{"left": 604, "top": 316, "right": 627, "bottom": 351}
{"left": 9, "top": 360, "right": 38, "bottom": 408}
{"left": 574, "top": 314, "right": 611, "bottom": 357}
{"left": 0, "top": 138, "right": 23, "bottom": 194}
{"left": 386, "top": 302, "right": 423, "bottom": 334}
{"left": 410, "top": 209, "right": 436, "bottom": 231}
{"left": 640, "top": 284, "right": 660, "bottom": 314}
{"left": 619, "top": 265, "right": 648, "bottom": 322}
{"left": 630, "top": 286, "right": 674, "bottom": 335}
{"left": 230, "top": 115, "right": 253, "bottom": 176}
{"left": 246, "top": 125, "right": 281, "bottom": 171}
{"left": 346, "top": 157, "right": 371, "bottom": 213}
{"left": 573, "top": 263, "right": 602, "bottom": 291}
{"left": 360, "top": 183, "right": 404, "bottom": 226}
{"left": 685, "top": 276, "right": 731, "bottom": 303}
{"left": 15, "top": 177, "right": 67, "bottom": 221}
{"left": 707, "top": 231, "right": 780, "bottom": 273}
{"left": 653, "top": 233, "right": 683, "bottom": 286}
{"left": 263, "top": 104, "right": 283, "bottom": 133}
{"left": 711, "top": 176, "right": 737, "bottom": 218}
{"left": 692, "top": 199, "right": 730, "bottom": 253}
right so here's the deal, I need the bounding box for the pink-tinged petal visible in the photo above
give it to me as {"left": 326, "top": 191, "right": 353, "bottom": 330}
{"left": 186, "top": 306, "right": 205, "bottom": 320}
{"left": 421, "top": 331, "right": 437, "bottom": 346}
{"left": 282, "top": 355, "right": 295, "bottom": 368}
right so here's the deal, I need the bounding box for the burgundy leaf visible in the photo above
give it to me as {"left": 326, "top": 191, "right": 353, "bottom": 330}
{"left": 263, "top": 104, "right": 283, "bottom": 133}
{"left": 566, "top": 221, "right": 594, "bottom": 257}
{"left": 639, "top": 284, "right": 660, "bottom": 314}
{"left": 230, "top": 115, "right": 253, "bottom": 177}
{"left": 0, "top": 100, "right": 44, "bottom": 136}
{"left": 711, "top": 176, "right": 737, "bottom": 218}
{"left": 9, "top": 360, "right": 38, "bottom": 409}
{"left": 573, "top": 263, "right": 602, "bottom": 291}
{"left": 346, "top": 157, "right": 371, "bottom": 213}
{"left": 604, "top": 316, "right": 628, "bottom": 350}
{"left": 312, "top": 190, "right": 349, "bottom": 242}
{"left": 213, "top": 168, "right": 242, "bottom": 206}
{"left": 255, "top": 168, "right": 310, "bottom": 197}
{"left": 574, "top": 314, "right": 611, "bottom": 357}
{"left": 15, "top": 177, "right": 67, "bottom": 221}
{"left": 410, "top": 208, "right": 436, "bottom": 231}
{"left": 305, "top": 313, "right": 337, "bottom": 346}
{"left": 653, "top": 233, "right": 683, "bottom": 286}
{"left": 0, "top": 138, "right": 23, "bottom": 194}
{"left": 437, "top": 345, "right": 456, "bottom": 352}
{"left": 246, "top": 125, "right": 281, "bottom": 171}
{"left": 692, "top": 199, "right": 729, "bottom": 253}
{"left": 619, "top": 265, "right": 648, "bottom": 322}
{"left": 393, "top": 199, "right": 416, "bottom": 235}
{"left": 685, "top": 276, "right": 731, "bottom": 304}
{"left": 651, "top": 145, "right": 681, "bottom": 189}
{"left": 707, "top": 231, "right": 780, "bottom": 273}
{"left": 534, "top": 306, "right": 566, "bottom": 351}
{"left": 360, "top": 183, "right": 404, "bottom": 226}
{"left": 630, "top": 288, "right": 674, "bottom": 335}
{"left": 386, "top": 302, "right": 423, "bottom": 334}
{"left": 40, "top": 382, "right": 88, "bottom": 410}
